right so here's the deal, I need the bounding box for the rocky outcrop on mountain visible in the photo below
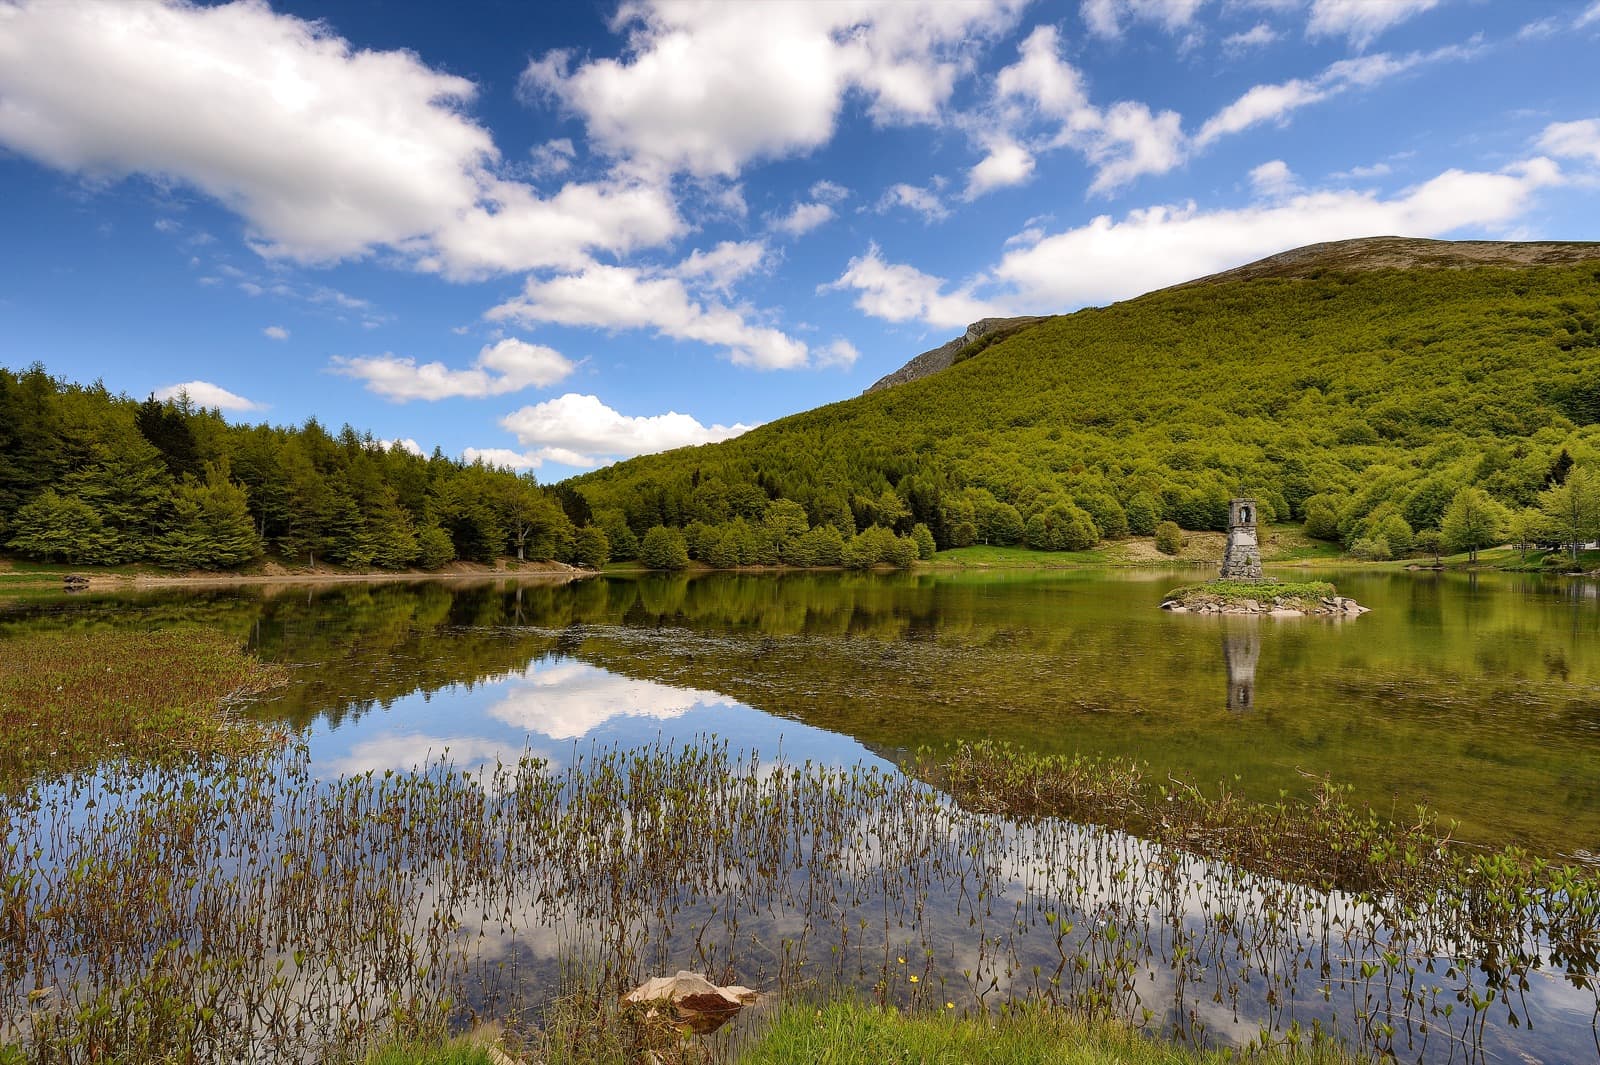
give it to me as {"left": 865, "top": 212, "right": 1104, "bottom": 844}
{"left": 1173, "top": 236, "right": 1600, "bottom": 289}
{"left": 865, "top": 315, "right": 1050, "bottom": 393}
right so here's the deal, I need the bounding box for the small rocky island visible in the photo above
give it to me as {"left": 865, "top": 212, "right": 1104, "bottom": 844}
{"left": 1160, "top": 498, "right": 1369, "bottom": 618}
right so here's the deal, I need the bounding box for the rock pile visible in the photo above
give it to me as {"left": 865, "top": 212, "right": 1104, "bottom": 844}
{"left": 1160, "top": 595, "right": 1368, "bottom": 617}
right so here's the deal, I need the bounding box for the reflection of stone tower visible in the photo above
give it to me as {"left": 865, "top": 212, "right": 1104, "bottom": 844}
{"left": 1222, "top": 626, "right": 1261, "bottom": 712}
{"left": 1220, "top": 498, "right": 1263, "bottom": 580}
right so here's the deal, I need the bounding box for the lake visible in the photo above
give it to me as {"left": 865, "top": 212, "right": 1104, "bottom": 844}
{"left": 4, "top": 567, "right": 1599, "bottom": 1062}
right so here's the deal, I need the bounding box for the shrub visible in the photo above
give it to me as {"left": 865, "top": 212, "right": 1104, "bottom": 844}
{"left": 416, "top": 525, "right": 456, "bottom": 570}
{"left": 638, "top": 526, "right": 689, "bottom": 570}
{"left": 1348, "top": 535, "right": 1392, "bottom": 561}
{"left": 1154, "top": 520, "right": 1183, "bottom": 555}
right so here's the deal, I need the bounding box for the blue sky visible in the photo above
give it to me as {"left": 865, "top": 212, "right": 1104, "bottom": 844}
{"left": 2, "top": 0, "right": 1598, "bottom": 479}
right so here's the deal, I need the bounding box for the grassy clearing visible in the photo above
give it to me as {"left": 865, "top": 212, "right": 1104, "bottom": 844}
{"left": 929, "top": 544, "right": 1113, "bottom": 568}
{"left": 1159, "top": 579, "right": 1337, "bottom": 608}
{"left": 0, "top": 627, "right": 287, "bottom": 786}
{"left": 741, "top": 1001, "right": 1360, "bottom": 1065}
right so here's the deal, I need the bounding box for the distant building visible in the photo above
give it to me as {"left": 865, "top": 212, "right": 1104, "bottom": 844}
{"left": 1220, "top": 498, "right": 1264, "bottom": 580}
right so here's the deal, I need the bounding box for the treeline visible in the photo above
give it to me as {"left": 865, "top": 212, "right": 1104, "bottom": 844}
{"left": 0, "top": 365, "right": 608, "bottom": 571}
{"left": 568, "top": 260, "right": 1600, "bottom": 556}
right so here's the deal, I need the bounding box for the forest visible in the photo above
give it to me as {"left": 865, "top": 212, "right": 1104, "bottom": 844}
{"left": 0, "top": 366, "right": 604, "bottom": 571}
{"left": 568, "top": 259, "right": 1600, "bottom": 560}
{"left": 5, "top": 258, "right": 1600, "bottom": 574}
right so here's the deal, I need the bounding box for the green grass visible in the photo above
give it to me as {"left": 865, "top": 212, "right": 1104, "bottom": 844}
{"left": 364, "top": 1039, "right": 494, "bottom": 1065}
{"left": 740, "top": 1001, "right": 1360, "bottom": 1065}
{"left": 1160, "top": 579, "right": 1337, "bottom": 607}
{"left": 930, "top": 544, "right": 1114, "bottom": 568}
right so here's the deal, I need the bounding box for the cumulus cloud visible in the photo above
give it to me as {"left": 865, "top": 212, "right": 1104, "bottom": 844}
{"left": 0, "top": 0, "right": 682, "bottom": 277}
{"left": 462, "top": 447, "right": 543, "bottom": 470}
{"left": 1307, "top": 0, "right": 1438, "bottom": 48}
{"left": 988, "top": 26, "right": 1185, "bottom": 195}
{"left": 992, "top": 158, "right": 1563, "bottom": 309}
{"left": 818, "top": 339, "right": 861, "bottom": 369}
{"left": 487, "top": 264, "right": 811, "bottom": 370}
{"left": 965, "top": 138, "right": 1036, "bottom": 198}
{"left": 825, "top": 243, "right": 1004, "bottom": 328}
{"left": 380, "top": 438, "right": 425, "bottom": 456}
{"left": 1539, "top": 119, "right": 1600, "bottom": 166}
{"left": 876, "top": 182, "right": 950, "bottom": 221}
{"left": 528, "top": 136, "right": 575, "bottom": 177}
{"left": 1248, "top": 159, "right": 1298, "bottom": 197}
{"left": 1080, "top": 0, "right": 1210, "bottom": 40}
{"left": 772, "top": 200, "right": 835, "bottom": 237}
{"left": 487, "top": 659, "right": 739, "bottom": 741}
{"left": 263, "top": 325, "right": 289, "bottom": 340}
{"left": 671, "top": 240, "right": 768, "bottom": 293}
{"left": 499, "top": 393, "right": 755, "bottom": 468}
{"left": 331, "top": 338, "right": 575, "bottom": 402}
{"left": 521, "top": 1, "right": 1024, "bottom": 178}
{"left": 154, "top": 379, "right": 263, "bottom": 412}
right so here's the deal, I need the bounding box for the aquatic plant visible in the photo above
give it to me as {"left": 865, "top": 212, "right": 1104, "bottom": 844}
{"left": 0, "top": 628, "right": 286, "bottom": 789}
{"left": 3, "top": 740, "right": 1597, "bottom": 1063}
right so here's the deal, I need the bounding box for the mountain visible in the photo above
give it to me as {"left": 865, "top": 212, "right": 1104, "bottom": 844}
{"left": 865, "top": 316, "right": 1051, "bottom": 393}
{"left": 868, "top": 238, "right": 1600, "bottom": 392}
{"left": 568, "top": 237, "right": 1600, "bottom": 552}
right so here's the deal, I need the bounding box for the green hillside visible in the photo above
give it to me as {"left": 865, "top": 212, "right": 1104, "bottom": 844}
{"left": 570, "top": 240, "right": 1600, "bottom": 555}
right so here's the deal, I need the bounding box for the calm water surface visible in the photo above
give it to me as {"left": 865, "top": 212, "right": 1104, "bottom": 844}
{"left": 4, "top": 567, "right": 1599, "bottom": 1063}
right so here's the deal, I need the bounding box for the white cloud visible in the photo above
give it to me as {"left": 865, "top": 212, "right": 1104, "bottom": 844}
{"left": 1222, "top": 22, "right": 1279, "bottom": 50}
{"left": 989, "top": 26, "right": 1184, "bottom": 195}
{"left": 1579, "top": 2, "right": 1600, "bottom": 29}
{"left": 825, "top": 243, "right": 1004, "bottom": 329}
{"left": 487, "top": 659, "right": 739, "bottom": 741}
{"left": 380, "top": 437, "right": 425, "bottom": 456}
{"left": 487, "top": 264, "right": 811, "bottom": 370}
{"left": 263, "top": 325, "right": 289, "bottom": 340}
{"left": 818, "top": 339, "right": 861, "bottom": 369}
{"left": 1539, "top": 119, "right": 1600, "bottom": 166}
{"left": 1196, "top": 79, "right": 1326, "bottom": 147}
{"left": 809, "top": 179, "right": 851, "bottom": 204}
{"left": 1080, "top": 0, "right": 1210, "bottom": 39}
{"left": 966, "top": 138, "right": 1036, "bottom": 198}
{"left": 671, "top": 240, "right": 768, "bottom": 293}
{"left": 462, "top": 447, "right": 542, "bottom": 470}
{"left": 0, "top": 0, "right": 682, "bottom": 277}
{"left": 992, "top": 158, "right": 1563, "bottom": 310}
{"left": 1331, "top": 161, "right": 1392, "bottom": 180}
{"left": 1307, "top": 0, "right": 1438, "bottom": 48}
{"left": 1195, "top": 42, "right": 1477, "bottom": 148}
{"left": 528, "top": 136, "right": 575, "bottom": 177}
{"left": 521, "top": 1, "right": 1024, "bottom": 178}
{"left": 876, "top": 182, "right": 950, "bottom": 221}
{"left": 772, "top": 200, "right": 836, "bottom": 237}
{"left": 331, "top": 338, "right": 575, "bottom": 402}
{"left": 1248, "top": 159, "right": 1298, "bottom": 197}
{"left": 154, "top": 379, "right": 263, "bottom": 412}
{"left": 1516, "top": 17, "right": 1560, "bottom": 41}
{"left": 499, "top": 393, "right": 755, "bottom": 468}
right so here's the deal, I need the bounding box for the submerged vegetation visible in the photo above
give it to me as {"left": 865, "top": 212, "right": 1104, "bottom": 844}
{"left": 4, "top": 738, "right": 1599, "bottom": 1062}
{"left": 0, "top": 627, "right": 286, "bottom": 788}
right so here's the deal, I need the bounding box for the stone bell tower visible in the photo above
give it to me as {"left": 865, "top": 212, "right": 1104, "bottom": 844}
{"left": 1220, "top": 498, "right": 1263, "bottom": 579}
